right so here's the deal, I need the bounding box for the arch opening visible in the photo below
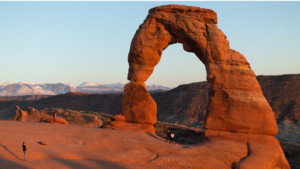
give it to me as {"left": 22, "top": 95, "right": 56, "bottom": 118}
{"left": 146, "top": 43, "right": 206, "bottom": 89}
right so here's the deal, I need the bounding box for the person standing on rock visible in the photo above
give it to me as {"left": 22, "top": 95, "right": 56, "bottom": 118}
{"left": 22, "top": 142, "right": 27, "bottom": 161}
{"left": 166, "top": 130, "right": 171, "bottom": 143}
{"left": 52, "top": 111, "right": 56, "bottom": 124}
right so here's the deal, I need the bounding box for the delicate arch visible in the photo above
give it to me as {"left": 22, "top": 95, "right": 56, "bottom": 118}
{"left": 122, "top": 5, "right": 277, "bottom": 136}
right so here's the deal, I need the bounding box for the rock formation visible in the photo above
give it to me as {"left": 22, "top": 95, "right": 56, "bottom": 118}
{"left": 13, "top": 107, "right": 102, "bottom": 126}
{"left": 40, "top": 115, "right": 69, "bottom": 124}
{"left": 124, "top": 4, "right": 277, "bottom": 135}
{"left": 121, "top": 4, "right": 290, "bottom": 168}
{"left": 14, "top": 106, "right": 42, "bottom": 122}
{"left": 101, "top": 113, "right": 155, "bottom": 134}
{"left": 122, "top": 81, "right": 157, "bottom": 124}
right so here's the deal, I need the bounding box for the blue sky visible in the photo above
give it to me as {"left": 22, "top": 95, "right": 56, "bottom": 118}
{"left": 0, "top": 1, "right": 299, "bottom": 88}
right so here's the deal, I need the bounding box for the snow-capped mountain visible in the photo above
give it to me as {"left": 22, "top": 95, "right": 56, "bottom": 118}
{"left": 78, "top": 82, "right": 107, "bottom": 87}
{"left": 105, "top": 81, "right": 127, "bottom": 88}
{"left": 37, "top": 83, "right": 76, "bottom": 94}
{"left": 18, "top": 81, "right": 35, "bottom": 85}
{"left": 78, "top": 81, "right": 170, "bottom": 91}
{"left": 0, "top": 81, "right": 171, "bottom": 96}
{"left": 146, "top": 84, "right": 171, "bottom": 91}
{"left": 0, "top": 81, "right": 14, "bottom": 87}
{"left": 0, "top": 83, "right": 55, "bottom": 96}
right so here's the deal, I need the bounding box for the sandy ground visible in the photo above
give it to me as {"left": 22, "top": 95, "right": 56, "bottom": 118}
{"left": 1, "top": 120, "right": 258, "bottom": 169}
{"left": 0, "top": 120, "right": 210, "bottom": 169}
{"left": 0, "top": 120, "right": 293, "bottom": 169}
{"left": 0, "top": 159, "right": 174, "bottom": 169}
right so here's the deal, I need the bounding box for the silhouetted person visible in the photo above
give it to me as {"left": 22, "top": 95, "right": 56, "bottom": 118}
{"left": 166, "top": 130, "right": 171, "bottom": 143}
{"left": 52, "top": 111, "right": 56, "bottom": 124}
{"left": 22, "top": 142, "right": 27, "bottom": 161}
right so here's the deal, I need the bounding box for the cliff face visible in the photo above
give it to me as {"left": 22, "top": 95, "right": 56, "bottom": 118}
{"left": 257, "top": 74, "right": 300, "bottom": 123}
{"left": 152, "top": 81, "right": 210, "bottom": 128}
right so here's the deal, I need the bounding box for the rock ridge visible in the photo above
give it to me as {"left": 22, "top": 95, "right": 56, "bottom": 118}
{"left": 149, "top": 4, "right": 218, "bottom": 24}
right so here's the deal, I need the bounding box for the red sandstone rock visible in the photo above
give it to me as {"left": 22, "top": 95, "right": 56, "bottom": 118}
{"left": 233, "top": 143, "right": 290, "bottom": 169}
{"left": 14, "top": 106, "right": 46, "bottom": 122}
{"left": 103, "top": 121, "right": 125, "bottom": 128}
{"left": 105, "top": 109, "right": 155, "bottom": 134}
{"left": 109, "top": 114, "right": 125, "bottom": 122}
{"left": 203, "top": 130, "right": 279, "bottom": 145}
{"left": 125, "top": 4, "right": 277, "bottom": 136}
{"left": 40, "top": 115, "right": 69, "bottom": 124}
{"left": 101, "top": 121, "right": 155, "bottom": 134}
{"left": 38, "top": 141, "right": 47, "bottom": 145}
{"left": 120, "top": 4, "right": 289, "bottom": 167}
{"left": 204, "top": 130, "right": 290, "bottom": 169}
{"left": 14, "top": 105, "right": 29, "bottom": 122}
{"left": 122, "top": 81, "right": 157, "bottom": 124}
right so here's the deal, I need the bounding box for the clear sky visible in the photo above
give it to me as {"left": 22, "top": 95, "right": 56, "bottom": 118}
{"left": 0, "top": 1, "right": 299, "bottom": 88}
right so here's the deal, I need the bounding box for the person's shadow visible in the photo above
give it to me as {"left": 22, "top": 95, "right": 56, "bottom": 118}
{"left": 0, "top": 144, "right": 21, "bottom": 160}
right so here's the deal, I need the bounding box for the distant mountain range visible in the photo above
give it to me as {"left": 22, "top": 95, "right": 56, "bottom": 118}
{"left": 0, "top": 81, "right": 171, "bottom": 96}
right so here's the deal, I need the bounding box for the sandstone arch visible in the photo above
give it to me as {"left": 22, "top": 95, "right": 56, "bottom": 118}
{"left": 117, "top": 5, "right": 290, "bottom": 168}
{"left": 122, "top": 5, "right": 278, "bottom": 135}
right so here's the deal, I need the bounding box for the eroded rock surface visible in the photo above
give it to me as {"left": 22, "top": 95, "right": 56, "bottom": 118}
{"left": 204, "top": 130, "right": 290, "bottom": 169}
{"left": 40, "top": 116, "right": 69, "bottom": 124}
{"left": 122, "top": 4, "right": 289, "bottom": 168}
{"left": 14, "top": 106, "right": 40, "bottom": 122}
{"left": 101, "top": 114, "right": 155, "bottom": 134}
{"left": 13, "top": 106, "right": 103, "bottom": 126}
{"left": 124, "top": 4, "right": 277, "bottom": 136}
{"left": 122, "top": 81, "right": 157, "bottom": 124}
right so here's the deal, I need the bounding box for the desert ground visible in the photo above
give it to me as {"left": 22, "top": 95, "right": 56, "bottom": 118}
{"left": 0, "top": 120, "right": 243, "bottom": 169}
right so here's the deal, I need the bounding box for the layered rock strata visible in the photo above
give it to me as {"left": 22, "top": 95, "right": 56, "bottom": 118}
{"left": 121, "top": 4, "right": 290, "bottom": 168}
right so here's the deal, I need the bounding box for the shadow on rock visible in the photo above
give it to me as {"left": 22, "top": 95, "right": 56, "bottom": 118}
{"left": 0, "top": 144, "right": 21, "bottom": 160}
{"left": 53, "top": 159, "right": 127, "bottom": 169}
{"left": 0, "top": 159, "right": 29, "bottom": 169}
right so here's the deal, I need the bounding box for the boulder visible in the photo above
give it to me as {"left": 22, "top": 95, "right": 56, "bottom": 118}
{"left": 40, "top": 116, "right": 69, "bottom": 124}
{"left": 14, "top": 106, "right": 45, "bottom": 122}
{"left": 102, "top": 113, "right": 155, "bottom": 134}
{"left": 101, "top": 121, "right": 155, "bottom": 134}
{"left": 38, "top": 141, "right": 47, "bottom": 145}
{"left": 122, "top": 81, "right": 157, "bottom": 124}
{"left": 14, "top": 105, "right": 28, "bottom": 122}
{"left": 109, "top": 114, "right": 125, "bottom": 122}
